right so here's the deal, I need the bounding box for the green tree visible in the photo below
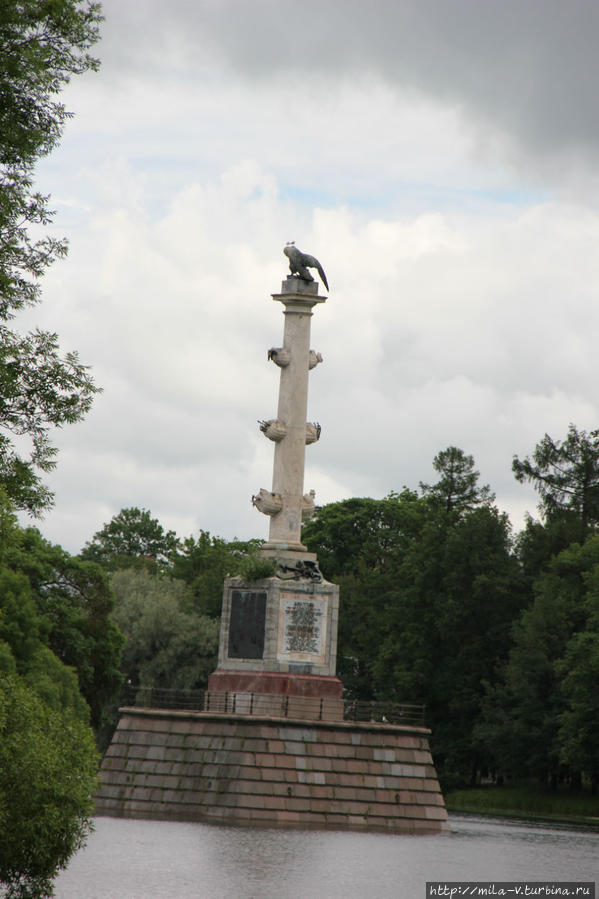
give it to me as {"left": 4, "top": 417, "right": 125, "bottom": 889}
{"left": 172, "top": 531, "right": 263, "bottom": 617}
{"left": 0, "top": 490, "right": 94, "bottom": 724}
{"left": 515, "top": 510, "right": 587, "bottom": 586}
{"left": 2, "top": 516, "right": 123, "bottom": 730}
{"left": 0, "top": 566, "right": 42, "bottom": 667}
{"left": 303, "top": 491, "right": 429, "bottom": 697}
{"left": 557, "top": 560, "right": 599, "bottom": 790}
{"left": 0, "top": 0, "right": 103, "bottom": 515}
{"left": 303, "top": 478, "right": 526, "bottom": 784}
{"left": 478, "top": 536, "right": 599, "bottom": 787}
{"left": 420, "top": 446, "right": 495, "bottom": 516}
{"left": 375, "top": 503, "right": 525, "bottom": 784}
{"left": 513, "top": 425, "right": 599, "bottom": 532}
{"left": 0, "top": 676, "right": 98, "bottom": 899}
{"left": 81, "top": 507, "right": 180, "bottom": 571}
{"left": 111, "top": 568, "right": 219, "bottom": 689}
{"left": 303, "top": 490, "right": 424, "bottom": 580}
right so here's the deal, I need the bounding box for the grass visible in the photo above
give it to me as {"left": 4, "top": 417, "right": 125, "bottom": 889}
{"left": 445, "top": 784, "right": 599, "bottom": 828}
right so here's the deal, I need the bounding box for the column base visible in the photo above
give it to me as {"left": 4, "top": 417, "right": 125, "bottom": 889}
{"left": 208, "top": 669, "right": 343, "bottom": 698}
{"left": 260, "top": 545, "right": 316, "bottom": 562}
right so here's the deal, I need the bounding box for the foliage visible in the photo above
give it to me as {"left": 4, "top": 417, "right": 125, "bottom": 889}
{"left": 478, "top": 536, "right": 599, "bottom": 786}
{"left": 21, "top": 645, "right": 90, "bottom": 723}
{"left": 515, "top": 510, "right": 587, "bottom": 585}
{"left": 0, "top": 566, "right": 42, "bottom": 667}
{"left": 420, "top": 446, "right": 495, "bottom": 516}
{"left": 0, "top": 0, "right": 103, "bottom": 516}
{"left": 557, "top": 565, "right": 599, "bottom": 787}
{"left": 303, "top": 491, "right": 430, "bottom": 698}
{"left": 0, "top": 0, "right": 102, "bottom": 310}
{"left": 303, "top": 490, "right": 425, "bottom": 580}
{"left": 81, "top": 507, "right": 180, "bottom": 571}
{"left": 4, "top": 527, "right": 123, "bottom": 729}
{"left": 513, "top": 425, "right": 599, "bottom": 531}
{"left": 374, "top": 503, "right": 526, "bottom": 781}
{"left": 236, "top": 554, "right": 276, "bottom": 582}
{"left": 172, "top": 530, "right": 263, "bottom": 617}
{"left": 0, "top": 494, "right": 122, "bottom": 729}
{"left": 111, "top": 568, "right": 219, "bottom": 689}
{"left": 304, "top": 475, "right": 527, "bottom": 783}
{"left": 0, "top": 676, "right": 98, "bottom": 899}
{"left": 0, "top": 330, "right": 100, "bottom": 516}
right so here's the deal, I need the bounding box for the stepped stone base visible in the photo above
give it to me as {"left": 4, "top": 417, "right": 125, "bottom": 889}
{"left": 95, "top": 707, "right": 449, "bottom": 834}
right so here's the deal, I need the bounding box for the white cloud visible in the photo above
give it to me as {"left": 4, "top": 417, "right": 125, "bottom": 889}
{"left": 13, "top": 1, "right": 599, "bottom": 553}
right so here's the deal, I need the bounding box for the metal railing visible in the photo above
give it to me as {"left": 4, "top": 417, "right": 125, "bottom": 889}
{"left": 120, "top": 685, "right": 425, "bottom": 726}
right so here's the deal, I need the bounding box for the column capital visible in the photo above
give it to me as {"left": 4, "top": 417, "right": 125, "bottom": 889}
{"left": 272, "top": 277, "right": 327, "bottom": 311}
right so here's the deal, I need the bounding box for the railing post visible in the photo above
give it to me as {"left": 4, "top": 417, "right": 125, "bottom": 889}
{"left": 249, "top": 692, "right": 254, "bottom": 715}
{"left": 319, "top": 697, "right": 324, "bottom": 720}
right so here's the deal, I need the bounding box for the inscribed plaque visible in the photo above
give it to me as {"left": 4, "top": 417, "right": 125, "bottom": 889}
{"left": 228, "top": 590, "right": 266, "bottom": 659}
{"left": 277, "top": 594, "right": 327, "bottom": 664}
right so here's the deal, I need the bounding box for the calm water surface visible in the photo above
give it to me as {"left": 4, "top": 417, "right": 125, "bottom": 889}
{"left": 55, "top": 814, "right": 598, "bottom": 899}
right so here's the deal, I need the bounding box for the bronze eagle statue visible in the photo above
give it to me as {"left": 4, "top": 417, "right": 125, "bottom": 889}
{"left": 284, "top": 242, "right": 329, "bottom": 291}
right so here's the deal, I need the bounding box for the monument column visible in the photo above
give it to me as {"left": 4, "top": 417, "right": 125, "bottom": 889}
{"left": 207, "top": 251, "right": 342, "bottom": 709}
{"left": 263, "top": 280, "right": 325, "bottom": 553}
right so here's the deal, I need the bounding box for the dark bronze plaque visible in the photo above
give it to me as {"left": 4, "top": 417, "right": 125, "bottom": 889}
{"left": 228, "top": 590, "right": 267, "bottom": 659}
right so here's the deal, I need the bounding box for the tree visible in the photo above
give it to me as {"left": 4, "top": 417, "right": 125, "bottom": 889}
{"left": 111, "top": 568, "right": 219, "bottom": 689}
{"left": 81, "top": 507, "right": 180, "bottom": 571}
{"left": 172, "top": 531, "right": 264, "bottom": 617}
{"left": 0, "top": 492, "right": 123, "bottom": 731}
{"left": 374, "top": 503, "right": 526, "bottom": 784}
{"left": 0, "top": 676, "right": 98, "bottom": 899}
{"left": 557, "top": 558, "right": 599, "bottom": 791}
{"left": 0, "top": 0, "right": 103, "bottom": 514}
{"left": 302, "top": 490, "right": 425, "bottom": 580}
{"left": 514, "top": 510, "right": 587, "bottom": 586}
{"left": 477, "top": 536, "right": 599, "bottom": 787}
{"left": 558, "top": 629, "right": 599, "bottom": 791}
{"left": 0, "top": 331, "right": 100, "bottom": 515}
{"left": 513, "top": 425, "right": 599, "bottom": 532}
{"left": 420, "top": 446, "right": 495, "bottom": 516}
{"left": 303, "top": 491, "right": 430, "bottom": 697}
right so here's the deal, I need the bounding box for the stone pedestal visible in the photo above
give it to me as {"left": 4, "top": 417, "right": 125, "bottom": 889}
{"left": 208, "top": 574, "right": 343, "bottom": 719}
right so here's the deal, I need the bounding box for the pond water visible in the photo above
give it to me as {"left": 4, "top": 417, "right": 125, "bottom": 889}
{"left": 55, "top": 814, "right": 598, "bottom": 899}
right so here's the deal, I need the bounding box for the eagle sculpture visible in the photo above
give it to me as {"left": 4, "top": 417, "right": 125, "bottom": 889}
{"left": 284, "top": 242, "right": 329, "bottom": 291}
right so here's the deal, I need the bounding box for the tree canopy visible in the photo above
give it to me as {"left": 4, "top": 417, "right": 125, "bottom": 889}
{"left": 0, "top": 676, "right": 98, "bottom": 899}
{"left": 0, "top": 490, "right": 123, "bottom": 730}
{"left": 0, "top": 0, "right": 103, "bottom": 515}
{"left": 81, "top": 507, "right": 180, "bottom": 571}
{"left": 513, "top": 425, "right": 599, "bottom": 532}
{"left": 477, "top": 536, "right": 599, "bottom": 789}
{"left": 111, "top": 568, "right": 219, "bottom": 690}
{"left": 420, "top": 446, "right": 495, "bottom": 516}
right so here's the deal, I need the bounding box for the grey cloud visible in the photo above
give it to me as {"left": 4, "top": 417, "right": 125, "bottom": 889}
{"left": 99, "top": 0, "right": 599, "bottom": 166}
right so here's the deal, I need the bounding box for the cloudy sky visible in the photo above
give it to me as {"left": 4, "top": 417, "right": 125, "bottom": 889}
{"left": 18, "top": 0, "right": 599, "bottom": 553}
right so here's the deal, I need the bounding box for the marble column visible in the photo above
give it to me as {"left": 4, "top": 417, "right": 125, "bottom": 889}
{"left": 256, "top": 276, "right": 325, "bottom": 557}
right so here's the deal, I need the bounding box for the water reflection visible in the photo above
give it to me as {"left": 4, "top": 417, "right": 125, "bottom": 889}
{"left": 55, "top": 815, "right": 599, "bottom": 899}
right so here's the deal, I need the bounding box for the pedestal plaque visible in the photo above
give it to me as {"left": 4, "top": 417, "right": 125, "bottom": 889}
{"left": 277, "top": 594, "right": 327, "bottom": 664}
{"left": 227, "top": 591, "right": 266, "bottom": 660}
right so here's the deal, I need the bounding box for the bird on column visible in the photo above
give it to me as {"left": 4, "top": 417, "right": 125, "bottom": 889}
{"left": 284, "top": 242, "right": 329, "bottom": 291}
